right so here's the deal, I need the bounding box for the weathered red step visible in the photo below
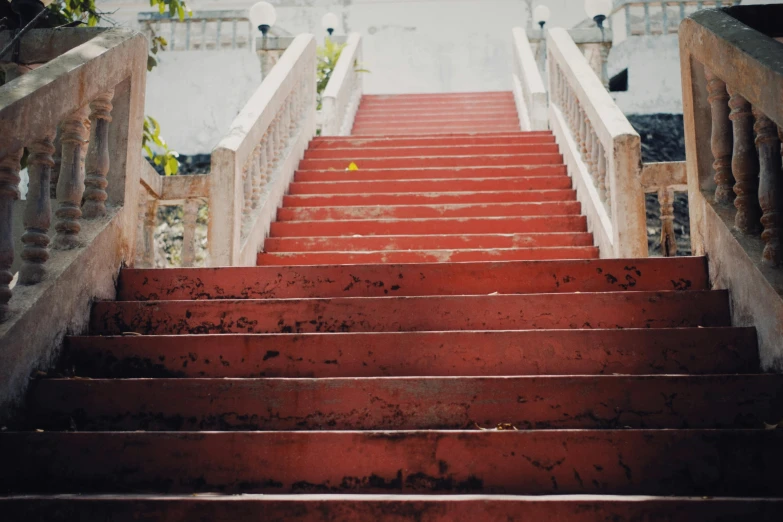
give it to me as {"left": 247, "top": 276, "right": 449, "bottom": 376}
{"left": 3, "top": 494, "right": 780, "bottom": 522}
{"left": 352, "top": 125, "right": 523, "bottom": 135}
{"left": 26, "top": 375, "right": 783, "bottom": 432}
{"left": 62, "top": 328, "right": 759, "bottom": 379}
{"left": 264, "top": 233, "right": 595, "bottom": 252}
{"left": 304, "top": 144, "right": 557, "bottom": 159}
{"left": 352, "top": 117, "right": 522, "bottom": 128}
{"left": 270, "top": 216, "right": 586, "bottom": 237}
{"left": 277, "top": 202, "right": 581, "bottom": 221}
{"left": 309, "top": 133, "right": 554, "bottom": 149}
{"left": 288, "top": 177, "right": 571, "bottom": 195}
{"left": 90, "top": 291, "right": 730, "bottom": 335}
{"left": 2, "top": 430, "right": 781, "bottom": 495}
{"left": 298, "top": 155, "right": 562, "bottom": 170}
{"left": 257, "top": 247, "right": 599, "bottom": 265}
{"left": 283, "top": 190, "right": 577, "bottom": 207}
{"left": 296, "top": 165, "right": 567, "bottom": 182}
{"left": 117, "top": 258, "right": 710, "bottom": 301}
{"left": 353, "top": 111, "right": 523, "bottom": 122}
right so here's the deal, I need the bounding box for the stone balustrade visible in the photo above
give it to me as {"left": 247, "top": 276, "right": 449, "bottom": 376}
{"left": 136, "top": 161, "right": 208, "bottom": 267}
{"left": 546, "top": 27, "right": 647, "bottom": 258}
{"left": 611, "top": 0, "right": 739, "bottom": 38}
{"left": 511, "top": 28, "right": 547, "bottom": 132}
{"left": 209, "top": 34, "right": 316, "bottom": 266}
{"left": 0, "top": 28, "right": 146, "bottom": 412}
{"left": 138, "top": 9, "right": 271, "bottom": 51}
{"left": 679, "top": 5, "right": 783, "bottom": 370}
{"left": 320, "top": 33, "right": 363, "bottom": 137}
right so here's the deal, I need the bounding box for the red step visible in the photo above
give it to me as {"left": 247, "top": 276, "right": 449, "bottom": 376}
{"left": 296, "top": 165, "right": 567, "bottom": 181}
{"left": 269, "top": 216, "right": 587, "bottom": 237}
{"left": 353, "top": 126, "right": 524, "bottom": 135}
{"left": 303, "top": 144, "right": 559, "bottom": 159}
{"left": 297, "top": 154, "right": 562, "bottom": 170}
{"left": 288, "top": 177, "right": 572, "bottom": 195}
{"left": 309, "top": 133, "right": 554, "bottom": 148}
{"left": 264, "top": 232, "right": 595, "bottom": 252}
{"left": 2, "top": 430, "right": 781, "bottom": 495}
{"left": 25, "top": 374, "right": 783, "bottom": 431}
{"left": 257, "top": 247, "right": 600, "bottom": 265}
{"left": 4, "top": 495, "right": 781, "bottom": 522}
{"left": 277, "top": 202, "right": 581, "bottom": 221}
{"left": 90, "top": 291, "right": 730, "bottom": 336}
{"left": 283, "top": 190, "right": 578, "bottom": 207}
{"left": 117, "top": 258, "right": 710, "bottom": 301}
{"left": 62, "top": 327, "right": 759, "bottom": 379}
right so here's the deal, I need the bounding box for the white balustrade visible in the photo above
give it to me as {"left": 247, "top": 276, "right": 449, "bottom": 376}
{"left": 612, "top": 0, "right": 739, "bottom": 40}
{"left": 546, "top": 28, "right": 647, "bottom": 258}
{"left": 138, "top": 10, "right": 260, "bottom": 51}
{"left": 511, "top": 28, "right": 548, "bottom": 131}
{"left": 320, "top": 33, "right": 363, "bottom": 137}
{"left": 209, "top": 34, "right": 316, "bottom": 266}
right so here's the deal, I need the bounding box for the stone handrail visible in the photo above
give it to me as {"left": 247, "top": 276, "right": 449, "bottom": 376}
{"left": 136, "top": 161, "right": 209, "bottom": 267}
{"left": 546, "top": 28, "right": 646, "bottom": 258}
{"left": 320, "top": 33, "right": 363, "bottom": 137}
{"left": 511, "top": 28, "right": 547, "bottom": 131}
{"left": 209, "top": 34, "right": 316, "bottom": 266}
{"left": 610, "top": 0, "right": 739, "bottom": 37}
{"left": 679, "top": 5, "right": 783, "bottom": 369}
{"left": 0, "top": 28, "right": 147, "bottom": 413}
{"left": 641, "top": 161, "right": 687, "bottom": 256}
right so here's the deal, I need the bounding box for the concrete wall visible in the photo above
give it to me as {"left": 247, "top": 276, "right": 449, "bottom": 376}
{"left": 100, "top": 0, "right": 586, "bottom": 153}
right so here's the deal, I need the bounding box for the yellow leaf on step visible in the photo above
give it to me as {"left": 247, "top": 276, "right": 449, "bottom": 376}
{"left": 347, "top": 162, "right": 359, "bottom": 171}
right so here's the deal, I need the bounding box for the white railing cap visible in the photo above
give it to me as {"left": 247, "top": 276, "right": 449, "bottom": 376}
{"left": 547, "top": 28, "right": 638, "bottom": 144}
{"left": 322, "top": 32, "right": 361, "bottom": 101}
{"left": 512, "top": 28, "right": 546, "bottom": 96}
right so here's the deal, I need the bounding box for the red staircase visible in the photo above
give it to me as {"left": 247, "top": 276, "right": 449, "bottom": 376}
{"left": 2, "top": 92, "right": 782, "bottom": 520}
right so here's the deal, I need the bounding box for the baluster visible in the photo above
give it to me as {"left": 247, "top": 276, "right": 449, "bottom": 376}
{"left": 727, "top": 87, "right": 762, "bottom": 234}
{"left": 181, "top": 199, "right": 199, "bottom": 267}
{"left": 661, "top": 2, "right": 669, "bottom": 34}
{"left": 644, "top": 3, "right": 651, "bottom": 34}
{"left": 679, "top": 3, "right": 686, "bottom": 22}
{"left": 231, "top": 19, "right": 238, "bottom": 49}
{"left": 603, "top": 148, "right": 612, "bottom": 211}
{"left": 185, "top": 19, "right": 191, "bottom": 50}
{"left": 697, "top": 1, "right": 704, "bottom": 10}
{"left": 50, "top": 124, "right": 62, "bottom": 198}
{"left": 83, "top": 89, "right": 114, "bottom": 219}
{"left": 169, "top": 20, "right": 176, "bottom": 50}
{"left": 585, "top": 129, "right": 596, "bottom": 180}
{"left": 20, "top": 133, "right": 55, "bottom": 285}
{"left": 242, "top": 163, "right": 252, "bottom": 227}
{"left": 275, "top": 113, "right": 284, "bottom": 159}
{"left": 201, "top": 19, "right": 207, "bottom": 50}
{"left": 251, "top": 144, "right": 263, "bottom": 209}
{"left": 704, "top": 69, "right": 734, "bottom": 204}
{"left": 54, "top": 105, "right": 90, "bottom": 250}
{"left": 754, "top": 110, "right": 782, "bottom": 266}
{"left": 579, "top": 109, "right": 588, "bottom": 160}
{"left": 288, "top": 95, "right": 297, "bottom": 137}
{"left": 0, "top": 147, "right": 23, "bottom": 321}
{"left": 591, "top": 130, "right": 600, "bottom": 186}
{"left": 624, "top": 4, "right": 631, "bottom": 37}
{"left": 658, "top": 187, "right": 677, "bottom": 256}
{"left": 216, "top": 20, "right": 222, "bottom": 50}
{"left": 141, "top": 198, "right": 158, "bottom": 268}
{"left": 596, "top": 141, "right": 607, "bottom": 202}
{"left": 266, "top": 130, "right": 276, "bottom": 178}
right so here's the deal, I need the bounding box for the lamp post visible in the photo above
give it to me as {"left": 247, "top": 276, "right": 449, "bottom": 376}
{"left": 250, "top": 1, "right": 277, "bottom": 77}
{"left": 584, "top": 0, "right": 612, "bottom": 89}
{"left": 533, "top": 5, "right": 551, "bottom": 77}
{"left": 321, "top": 12, "right": 339, "bottom": 38}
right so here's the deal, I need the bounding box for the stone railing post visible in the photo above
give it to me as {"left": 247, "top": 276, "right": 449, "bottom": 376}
{"left": 83, "top": 89, "right": 114, "bottom": 219}
{"left": 20, "top": 132, "right": 55, "bottom": 284}
{"left": 0, "top": 147, "right": 23, "bottom": 321}
{"left": 53, "top": 106, "right": 90, "bottom": 250}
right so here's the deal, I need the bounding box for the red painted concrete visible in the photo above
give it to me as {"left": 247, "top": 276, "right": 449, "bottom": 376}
{"left": 117, "top": 258, "right": 709, "bottom": 301}
{"left": 257, "top": 247, "right": 600, "bottom": 265}
{"left": 270, "top": 216, "right": 587, "bottom": 237}
{"left": 3, "top": 430, "right": 782, "bottom": 495}
{"left": 310, "top": 133, "right": 554, "bottom": 148}
{"left": 90, "top": 291, "right": 731, "bottom": 335}
{"left": 296, "top": 165, "right": 567, "bottom": 181}
{"left": 304, "top": 144, "right": 559, "bottom": 159}
{"left": 277, "top": 202, "right": 581, "bottom": 221}
{"left": 63, "top": 328, "right": 759, "bottom": 379}
{"left": 283, "top": 190, "right": 578, "bottom": 207}
{"left": 298, "top": 154, "right": 563, "bottom": 170}
{"left": 264, "top": 232, "right": 595, "bottom": 252}
{"left": 288, "top": 177, "right": 572, "bottom": 195}
{"left": 27, "top": 374, "right": 783, "bottom": 431}
{"left": 353, "top": 126, "right": 524, "bottom": 135}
